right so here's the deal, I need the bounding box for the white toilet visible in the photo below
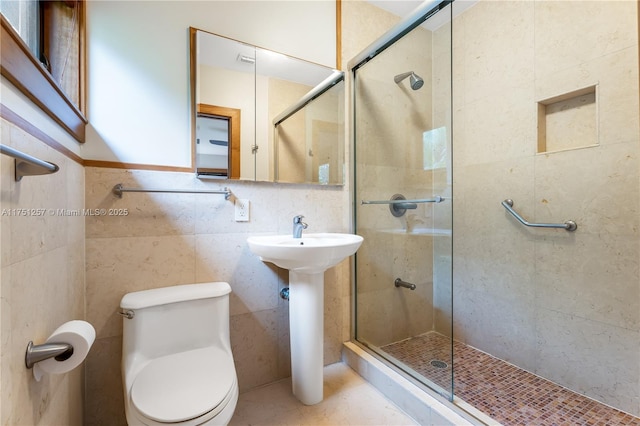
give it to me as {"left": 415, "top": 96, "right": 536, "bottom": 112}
{"left": 120, "top": 282, "right": 238, "bottom": 425}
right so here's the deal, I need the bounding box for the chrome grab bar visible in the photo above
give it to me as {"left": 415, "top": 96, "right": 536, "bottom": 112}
{"left": 113, "top": 184, "right": 232, "bottom": 200}
{"left": 395, "top": 278, "right": 416, "bottom": 290}
{"left": 1, "top": 144, "right": 60, "bottom": 181}
{"left": 502, "top": 199, "right": 577, "bottom": 232}
{"left": 361, "top": 196, "right": 444, "bottom": 205}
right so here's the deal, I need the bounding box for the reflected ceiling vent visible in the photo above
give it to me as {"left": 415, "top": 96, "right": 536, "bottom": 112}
{"left": 237, "top": 54, "right": 255, "bottom": 64}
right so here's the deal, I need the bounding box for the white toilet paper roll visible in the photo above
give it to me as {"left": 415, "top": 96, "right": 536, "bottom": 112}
{"left": 33, "top": 320, "right": 96, "bottom": 381}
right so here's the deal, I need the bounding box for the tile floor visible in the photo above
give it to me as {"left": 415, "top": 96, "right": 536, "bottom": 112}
{"left": 229, "top": 363, "right": 418, "bottom": 425}
{"left": 381, "top": 332, "right": 640, "bottom": 426}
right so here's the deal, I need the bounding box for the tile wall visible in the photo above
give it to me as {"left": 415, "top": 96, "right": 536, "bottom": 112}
{"left": 0, "top": 118, "right": 86, "bottom": 425}
{"left": 347, "top": 0, "right": 639, "bottom": 417}
{"left": 83, "top": 167, "right": 348, "bottom": 424}
{"left": 349, "top": 1, "right": 451, "bottom": 347}
{"left": 451, "top": 0, "right": 640, "bottom": 415}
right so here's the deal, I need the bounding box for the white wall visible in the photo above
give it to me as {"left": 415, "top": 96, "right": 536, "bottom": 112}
{"left": 84, "top": 0, "right": 336, "bottom": 167}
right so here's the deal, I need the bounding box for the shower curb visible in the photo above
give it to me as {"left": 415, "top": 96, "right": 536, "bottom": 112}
{"left": 342, "top": 342, "right": 494, "bottom": 426}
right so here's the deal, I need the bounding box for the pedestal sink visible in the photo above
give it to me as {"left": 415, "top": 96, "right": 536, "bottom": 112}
{"left": 247, "top": 233, "right": 363, "bottom": 405}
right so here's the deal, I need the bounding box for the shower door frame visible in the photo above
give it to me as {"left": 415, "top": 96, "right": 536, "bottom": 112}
{"left": 349, "top": 0, "right": 455, "bottom": 402}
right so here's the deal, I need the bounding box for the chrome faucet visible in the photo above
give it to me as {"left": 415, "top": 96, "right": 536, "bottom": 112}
{"left": 293, "top": 215, "right": 308, "bottom": 238}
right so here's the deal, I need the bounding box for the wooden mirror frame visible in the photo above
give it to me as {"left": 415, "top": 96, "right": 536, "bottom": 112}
{"left": 196, "top": 103, "right": 240, "bottom": 179}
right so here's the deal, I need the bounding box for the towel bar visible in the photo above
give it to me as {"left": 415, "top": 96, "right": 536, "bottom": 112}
{"left": 113, "top": 184, "right": 232, "bottom": 200}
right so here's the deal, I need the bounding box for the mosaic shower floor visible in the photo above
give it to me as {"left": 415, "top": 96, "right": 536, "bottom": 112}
{"left": 381, "top": 333, "right": 640, "bottom": 426}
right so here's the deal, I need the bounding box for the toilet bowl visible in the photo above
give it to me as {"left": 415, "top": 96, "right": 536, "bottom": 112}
{"left": 121, "top": 282, "right": 238, "bottom": 425}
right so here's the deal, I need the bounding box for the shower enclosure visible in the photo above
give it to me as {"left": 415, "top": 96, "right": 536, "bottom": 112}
{"left": 351, "top": 0, "right": 640, "bottom": 424}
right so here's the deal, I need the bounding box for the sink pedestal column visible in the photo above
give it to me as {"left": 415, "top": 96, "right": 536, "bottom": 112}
{"left": 288, "top": 271, "right": 324, "bottom": 405}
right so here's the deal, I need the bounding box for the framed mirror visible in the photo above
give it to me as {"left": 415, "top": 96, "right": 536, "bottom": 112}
{"left": 190, "top": 27, "right": 345, "bottom": 184}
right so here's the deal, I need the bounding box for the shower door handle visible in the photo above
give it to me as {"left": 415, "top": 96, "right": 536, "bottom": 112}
{"left": 361, "top": 196, "right": 444, "bottom": 205}
{"left": 362, "top": 194, "right": 444, "bottom": 217}
{"left": 502, "top": 199, "right": 577, "bottom": 232}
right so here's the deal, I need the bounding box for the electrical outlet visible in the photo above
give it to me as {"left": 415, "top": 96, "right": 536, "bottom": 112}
{"left": 234, "top": 199, "right": 250, "bottom": 222}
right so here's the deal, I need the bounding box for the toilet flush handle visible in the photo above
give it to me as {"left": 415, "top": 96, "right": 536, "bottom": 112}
{"left": 118, "top": 309, "right": 135, "bottom": 319}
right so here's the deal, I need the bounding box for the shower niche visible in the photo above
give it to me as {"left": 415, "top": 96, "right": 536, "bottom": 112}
{"left": 537, "top": 85, "right": 598, "bottom": 153}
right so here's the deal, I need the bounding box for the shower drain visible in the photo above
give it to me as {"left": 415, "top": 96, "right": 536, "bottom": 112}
{"left": 429, "top": 359, "right": 448, "bottom": 369}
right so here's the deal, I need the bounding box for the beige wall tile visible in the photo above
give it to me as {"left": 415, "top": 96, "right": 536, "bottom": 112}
{"left": 534, "top": 0, "right": 638, "bottom": 79}
{"left": 461, "top": 0, "right": 534, "bottom": 104}
{"left": 85, "top": 167, "right": 197, "bottom": 238}
{"left": 84, "top": 166, "right": 350, "bottom": 417}
{"left": 84, "top": 336, "right": 127, "bottom": 426}
{"left": 231, "top": 309, "right": 280, "bottom": 391}
{"left": 449, "top": 0, "right": 640, "bottom": 414}
{"left": 534, "top": 142, "right": 639, "bottom": 237}
{"left": 195, "top": 233, "right": 280, "bottom": 316}
{"left": 1, "top": 119, "right": 86, "bottom": 426}
{"left": 86, "top": 235, "right": 197, "bottom": 339}
{"left": 535, "top": 309, "right": 640, "bottom": 415}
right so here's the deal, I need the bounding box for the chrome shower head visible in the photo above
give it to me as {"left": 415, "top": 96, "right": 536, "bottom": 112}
{"left": 394, "top": 71, "right": 424, "bottom": 90}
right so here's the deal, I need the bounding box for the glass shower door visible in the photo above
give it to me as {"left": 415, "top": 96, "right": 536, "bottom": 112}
{"left": 353, "top": 1, "right": 453, "bottom": 399}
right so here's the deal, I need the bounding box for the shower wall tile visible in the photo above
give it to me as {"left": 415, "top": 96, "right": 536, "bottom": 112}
{"left": 535, "top": 233, "right": 640, "bottom": 331}
{"left": 533, "top": 0, "right": 638, "bottom": 79}
{"left": 450, "top": 6, "right": 467, "bottom": 113}
{"left": 594, "top": 48, "right": 640, "bottom": 147}
{"left": 452, "top": 0, "right": 640, "bottom": 416}
{"left": 0, "top": 118, "right": 86, "bottom": 425}
{"left": 534, "top": 142, "right": 640, "bottom": 237}
{"left": 365, "top": 228, "right": 437, "bottom": 342}
{"left": 356, "top": 289, "right": 394, "bottom": 346}
{"left": 535, "top": 308, "right": 640, "bottom": 415}
{"left": 352, "top": 4, "right": 448, "bottom": 350}
{"left": 354, "top": 230, "right": 394, "bottom": 294}
{"left": 84, "top": 167, "right": 349, "bottom": 423}
{"left": 535, "top": 47, "right": 640, "bottom": 148}
{"left": 457, "top": 158, "right": 535, "bottom": 237}
{"left": 352, "top": 21, "right": 432, "bottom": 174}
{"left": 461, "top": 0, "right": 534, "bottom": 104}
{"left": 341, "top": 0, "right": 400, "bottom": 69}
{"left": 453, "top": 287, "right": 537, "bottom": 372}
{"left": 432, "top": 244, "right": 452, "bottom": 336}
{"left": 460, "top": 86, "right": 537, "bottom": 166}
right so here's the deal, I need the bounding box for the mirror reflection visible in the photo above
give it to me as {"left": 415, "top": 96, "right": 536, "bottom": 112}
{"left": 191, "top": 28, "right": 344, "bottom": 184}
{"left": 274, "top": 77, "right": 344, "bottom": 185}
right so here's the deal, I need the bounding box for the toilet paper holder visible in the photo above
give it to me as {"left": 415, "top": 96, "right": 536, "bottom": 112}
{"left": 25, "top": 341, "right": 74, "bottom": 369}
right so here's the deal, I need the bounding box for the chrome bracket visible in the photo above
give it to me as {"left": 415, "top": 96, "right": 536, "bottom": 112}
{"left": 118, "top": 309, "right": 135, "bottom": 319}
{"left": 389, "top": 194, "right": 417, "bottom": 217}
{"left": 395, "top": 278, "right": 416, "bottom": 290}
{"left": 25, "top": 341, "right": 74, "bottom": 369}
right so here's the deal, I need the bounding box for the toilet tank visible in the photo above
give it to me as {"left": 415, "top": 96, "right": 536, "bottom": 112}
{"left": 121, "top": 282, "right": 232, "bottom": 362}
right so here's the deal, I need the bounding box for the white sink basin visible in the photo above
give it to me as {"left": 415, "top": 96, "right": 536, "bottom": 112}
{"left": 247, "top": 232, "right": 363, "bottom": 405}
{"left": 247, "top": 232, "right": 363, "bottom": 274}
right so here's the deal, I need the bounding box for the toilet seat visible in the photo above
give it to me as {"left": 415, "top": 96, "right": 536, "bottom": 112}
{"left": 130, "top": 346, "right": 236, "bottom": 424}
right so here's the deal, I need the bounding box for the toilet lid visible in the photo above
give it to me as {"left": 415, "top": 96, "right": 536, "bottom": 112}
{"left": 131, "top": 347, "right": 235, "bottom": 423}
